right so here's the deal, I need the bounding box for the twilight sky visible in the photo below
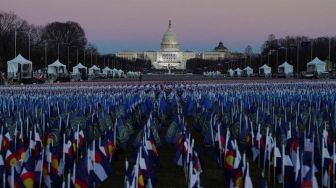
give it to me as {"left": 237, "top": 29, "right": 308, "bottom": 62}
{"left": 2, "top": 0, "right": 336, "bottom": 54}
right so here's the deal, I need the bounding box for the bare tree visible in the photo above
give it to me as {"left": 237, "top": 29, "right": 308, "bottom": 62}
{"left": 0, "top": 11, "right": 32, "bottom": 70}
{"left": 245, "top": 45, "right": 253, "bottom": 56}
{"left": 245, "top": 45, "right": 253, "bottom": 66}
{"left": 42, "top": 21, "right": 87, "bottom": 49}
{"left": 86, "top": 42, "right": 99, "bottom": 55}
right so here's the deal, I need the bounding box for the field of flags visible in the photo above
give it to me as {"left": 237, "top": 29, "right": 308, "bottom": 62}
{"left": 0, "top": 80, "right": 336, "bottom": 188}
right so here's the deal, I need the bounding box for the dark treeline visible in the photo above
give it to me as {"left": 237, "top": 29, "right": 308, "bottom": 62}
{"left": 187, "top": 34, "right": 336, "bottom": 73}
{"left": 107, "top": 56, "right": 151, "bottom": 72}
{"left": 0, "top": 11, "right": 149, "bottom": 73}
{"left": 0, "top": 11, "right": 95, "bottom": 71}
{"left": 260, "top": 34, "right": 336, "bottom": 72}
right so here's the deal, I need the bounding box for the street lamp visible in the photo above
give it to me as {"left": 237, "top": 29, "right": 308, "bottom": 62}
{"left": 66, "top": 45, "right": 78, "bottom": 68}
{"left": 328, "top": 37, "right": 331, "bottom": 62}
{"left": 57, "top": 42, "right": 72, "bottom": 60}
{"left": 270, "top": 49, "right": 279, "bottom": 70}
{"left": 14, "top": 29, "right": 31, "bottom": 59}
{"left": 278, "top": 47, "right": 288, "bottom": 61}
{"left": 44, "top": 41, "right": 78, "bottom": 69}
{"left": 95, "top": 54, "right": 98, "bottom": 66}
{"left": 296, "top": 41, "right": 300, "bottom": 77}
{"left": 244, "top": 56, "right": 247, "bottom": 68}
{"left": 45, "top": 40, "right": 67, "bottom": 61}
{"left": 83, "top": 49, "right": 86, "bottom": 65}
{"left": 310, "top": 39, "right": 313, "bottom": 61}
{"left": 76, "top": 48, "right": 79, "bottom": 64}
{"left": 289, "top": 42, "right": 300, "bottom": 77}
{"left": 57, "top": 43, "right": 60, "bottom": 59}
{"left": 90, "top": 52, "right": 93, "bottom": 67}
{"left": 44, "top": 42, "right": 47, "bottom": 69}
{"left": 249, "top": 54, "right": 252, "bottom": 67}
{"left": 43, "top": 41, "right": 58, "bottom": 69}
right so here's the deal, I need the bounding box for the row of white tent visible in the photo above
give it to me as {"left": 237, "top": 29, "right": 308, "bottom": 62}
{"left": 126, "top": 71, "right": 141, "bottom": 78}
{"left": 226, "top": 67, "right": 253, "bottom": 77}
{"left": 48, "top": 60, "right": 126, "bottom": 77}
{"left": 5, "top": 54, "right": 125, "bottom": 78}
{"left": 5, "top": 54, "right": 126, "bottom": 79}
{"left": 75, "top": 64, "right": 125, "bottom": 77}
{"left": 46, "top": 60, "right": 125, "bottom": 77}
{"left": 6, "top": 54, "right": 328, "bottom": 79}
{"left": 225, "top": 57, "right": 327, "bottom": 77}
{"left": 203, "top": 71, "right": 222, "bottom": 77}
{"left": 226, "top": 64, "right": 286, "bottom": 77}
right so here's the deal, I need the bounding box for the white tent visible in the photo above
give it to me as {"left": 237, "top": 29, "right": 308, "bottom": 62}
{"left": 117, "top": 69, "right": 124, "bottom": 78}
{"left": 88, "top": 65, "right": 101, "bottom": 75}
{"left": 243, "top": 66, "right": 253, "bottom": 77}
{"left": 259, "top": 64, "right": 272, "bottom": 76}
{"left": 127, "top": 71, "right": 134, "bottom": 77}
{"left": 278, "top": 61, "right": 293, "bottom": 75}
{"left": 7, "top": 54, "right": 33, "bottom": 79}
{"left": 234, "top": 68, "right": 242, "bottom": 77}
{"left": 47, "top": 60, "right": 67, "bottom": 75}
{"left": 307, "top": 57, "right": 326, "bottom": 74}
{"left": 72, "top": 63, "right": 87, "bottom": 75}
{"left": 227, "top": 69, "right": 234, "bottom": 77}
{"left": 127, "top": 71, "right": 141, "bottom": 78}
{"left": 112, "top": 68, "right": 118, "bottom": 78}
{"left": 102, "top": 67, "right": 112, "bottom": 75}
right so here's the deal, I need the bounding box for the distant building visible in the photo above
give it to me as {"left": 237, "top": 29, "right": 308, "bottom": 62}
{"left": 115, "top": 20, "right": 231, "bottom": 70}
{"left": 115, "top": 52, "right": 139, "bottom": 61}
{"left": 202, "top": 41, "right": 230, "bottom": 60}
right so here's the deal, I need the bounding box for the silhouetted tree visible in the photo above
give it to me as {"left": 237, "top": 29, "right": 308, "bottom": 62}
{"left": 42, "top": 21, "right": 87, "bottom": 64}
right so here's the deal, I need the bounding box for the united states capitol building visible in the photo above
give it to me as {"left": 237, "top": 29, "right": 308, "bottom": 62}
{"left": 115, "top": 20, "right": 231, "bottom": 70}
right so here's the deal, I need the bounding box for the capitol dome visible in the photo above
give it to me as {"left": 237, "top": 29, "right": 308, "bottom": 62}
{"left": 160, "top": 20, "right": 180, "bottom": 52}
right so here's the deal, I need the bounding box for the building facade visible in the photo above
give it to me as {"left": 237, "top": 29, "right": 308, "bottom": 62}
{"left": 116, "top": 20, "right": 231, "bottom": 70}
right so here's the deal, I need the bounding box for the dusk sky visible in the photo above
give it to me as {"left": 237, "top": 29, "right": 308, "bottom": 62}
{"left": 2, "top": 0, "right": 336, "bottom": 54}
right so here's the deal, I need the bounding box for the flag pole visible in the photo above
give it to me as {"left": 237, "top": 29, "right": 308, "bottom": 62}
{"left": 258, "top": 128, "right": 261, "bottom": 168}
{"left": 76, "top": 124, "right": 79, "bottom": 162}
{"left": 312, "top": 134, "right": 315, "bottom": 188}
{"left": 311, "top": 39, "right": 313, "bottom": 61}
{"left": 39, "top": 151, "right": 44, "bottom": 188}
{"left": 322, "top": 135, "right": 324, "bottom": 188}
{"left": 268, "top": 136, "right": 271, "bottom": 181}
{"left": 72, "top": 163, "right": 76, "bottom": 186}
{"left": 274, "top": 139, "right": 276, "bottom": 186}
{"left": 11, "top": 166, "right": 14, "bottom": 188}
{"left": 282, "top": 143, "right": 285, "bottom": 188}
{"left": 2, "top": 172, "right": 5, "bottom": 188}
{"left": 67, "top": 172, "right": 71, "bottom": 188}
{"left": 329, "top": 37, "right": 331, "bottom": 62}
{"left": 333, "top": 142, "right": 335, "bottom": 188}
{"left": 297, "top": 39, "right": 300, "bottom": 77}
{"left": 14, "top": 30, "right": 17, "bottom": 57}
{"left": 218, "top": 123, "right": 222, "bottom": 167}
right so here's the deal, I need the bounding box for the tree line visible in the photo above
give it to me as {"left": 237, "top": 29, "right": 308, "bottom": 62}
{"left": 187, "top": 34, "right": 336, "bottom": 73}
{"left": 0, "top": 10, "right": 149, "bottom": 73}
